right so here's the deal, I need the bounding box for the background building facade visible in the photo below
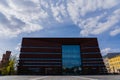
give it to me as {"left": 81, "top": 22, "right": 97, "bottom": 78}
{"left": 18, "top": 38, "right": 106, "bottom": 75}
{"left": 104, "top": 53, "right": 120, "bottom": 74}
{"left": 103, "top": 56, "right": 110, "bottom": 73}
{"left": 0, "top": 51, "right": 11, "bottom": 68}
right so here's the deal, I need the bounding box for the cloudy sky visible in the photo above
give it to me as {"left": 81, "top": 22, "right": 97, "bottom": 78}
{"left": 0, "top": 0, "right": 120, "bottom": 58}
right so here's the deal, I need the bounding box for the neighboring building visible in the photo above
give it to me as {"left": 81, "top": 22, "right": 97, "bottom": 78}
{"left": 18, "top": 38, "right": 107, "bottom": 75}
{"left": 103, "top": 56, "right": 110, "bottom": 73}
{"left": 104, "top": 53, "right": 120, "bottom": 74}
{"left": 0, "top": 51, "right": 11, "bottom": 68}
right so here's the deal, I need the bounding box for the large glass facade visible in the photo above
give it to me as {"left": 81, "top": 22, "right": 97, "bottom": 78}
{"left": 62, "top": 45, "right": 81, "bottom": 74}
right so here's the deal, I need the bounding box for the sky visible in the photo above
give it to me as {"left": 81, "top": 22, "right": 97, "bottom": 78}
{"left": 0, "top": 0, "right": 120, "bottom": 59}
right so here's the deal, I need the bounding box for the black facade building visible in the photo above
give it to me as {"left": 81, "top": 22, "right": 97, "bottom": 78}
{"left": 18, "top": 38, "right": 107, "bottom": 75}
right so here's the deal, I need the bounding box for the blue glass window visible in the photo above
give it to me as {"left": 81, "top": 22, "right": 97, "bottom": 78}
{"left": 62, "top": 45, "right": 81, "bottom": 68}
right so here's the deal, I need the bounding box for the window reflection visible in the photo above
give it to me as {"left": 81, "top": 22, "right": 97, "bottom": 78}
{"left": 62, "top": 45, "right": 81, "bottom": 75}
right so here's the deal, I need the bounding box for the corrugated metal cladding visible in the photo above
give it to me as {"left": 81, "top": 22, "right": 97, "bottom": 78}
{"left": 18, "top": 38, "right": 107, "bottom": 75}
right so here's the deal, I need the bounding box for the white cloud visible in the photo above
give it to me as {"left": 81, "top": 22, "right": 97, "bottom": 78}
{"left": 91, "top": 11, "right": 119, "bottom": 35}
{"left": 68, "top": 0, "right": 120, "bottom": 36}
{"left": 51, "top": 5, "right": 63, "bottom": 23}
{"left": 0, "top": 0, "right": 46, "bottom": 38}
{"left": 50, "top": 0, "right": 68, "bottom": 23}
{"left": 0, "top": 50, "right": 4, "bottom": 60}
{"left": 67, "top": 0, "right": 119, "bottom": 20}
{"left": 101, "top": 48, "right": 120, "bottom": 55}
{"left": 0, "top": 0, "right": 120, "bottom": 37}
{"left": 101, "top": 48, "right": 111, "bottom": 55}
{"left": 110, "top": 27, "right": 120, "bottom": 36}
{"left": 80, "top": 13, "right": 107, "bottom": 36}
{"left": 50, "top": 0, "right": 120, "bottom": 36}
{"left": 66, "top": 0, "right": 120, "bottom": 36}
{"left": 15, "top": 43, "right": 21, "bottom": 51}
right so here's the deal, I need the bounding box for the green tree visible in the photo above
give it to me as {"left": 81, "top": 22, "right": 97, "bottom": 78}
{"left": 8, "top": 56, "right": 17, "bottom": 75}
{"left": 1, "top": 67, "right": 8, "bottom": 75}
{"left": 1, "top": 55, "right": 17, "bottom": 75}
{"left": 1, "top": 60, "right": 9, "bottom": 75}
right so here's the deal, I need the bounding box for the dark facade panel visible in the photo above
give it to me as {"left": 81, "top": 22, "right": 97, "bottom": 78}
{"left": 18, "top": 38, "right": 107, "bottom": 75}
{"left": 82, "top": 54, "right": 102, "bottom": 58}
{"left": 81, "top": 48, "right": 100, "bottom": 52}
{"left": 20, "top": 54, "right": 62, "bottom": 58}
{"left": 19, "top": 60, "right": 61, "bottom": 62}
{"left": 21, "top": 48, "right": 61, "bottom": 53}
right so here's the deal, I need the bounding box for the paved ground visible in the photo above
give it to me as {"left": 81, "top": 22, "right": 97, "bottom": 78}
{"left": 0, "top": 75, "right": 120, "bottom": 80}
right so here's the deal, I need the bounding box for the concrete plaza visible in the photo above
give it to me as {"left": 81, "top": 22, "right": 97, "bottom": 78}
{"left": 0, "top": 75, "right": 120, "bottom": 80}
